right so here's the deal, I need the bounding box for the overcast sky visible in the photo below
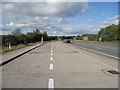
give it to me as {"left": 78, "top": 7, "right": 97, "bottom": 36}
{"left": 1, "top": 1, "right": 119, "bottom": 36}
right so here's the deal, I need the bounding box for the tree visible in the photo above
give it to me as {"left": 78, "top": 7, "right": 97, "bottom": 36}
{"left": 98, "top": 24, "right": 118, "bottom": 41}
{"left": 12, "top": 29, "right": 22, "bottom": 36}
{"left": 42, "top": 32, "right": 49, "bottom": 41}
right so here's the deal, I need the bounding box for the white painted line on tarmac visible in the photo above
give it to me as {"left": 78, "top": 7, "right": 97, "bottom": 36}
{"left": 51, "top": 53, "right": 53, "bottom": 56}
{"left": 80, "top": 52, "right": 118, "bottom": 71}
{"left": 50, "top": 57, "right": 53, "bottom": 60}
{"left": 79, "top": 46, "right": 119, "bottom": 59}
{"left": 48, "top": 78, "right": 54, "bottom": 89}
{"left": 51, "top": 51, "right": 53, "bottom": 53}
{"left": 49, "top": 64, "right": 53, "bottom": 70}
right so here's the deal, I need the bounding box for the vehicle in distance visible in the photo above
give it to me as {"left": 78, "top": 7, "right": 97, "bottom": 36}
{"left": 67, "top": 40, "right": 71, "bottom": 43}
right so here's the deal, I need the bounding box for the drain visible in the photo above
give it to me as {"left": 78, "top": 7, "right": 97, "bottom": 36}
{"left": 73, "top": 51, "right": 78, "bottom": 53}
{"left": 107, "top": 70, "right": 120, "bottom": 74}
{"left": 102, "top": 69, "right": 120, "bottom": 75}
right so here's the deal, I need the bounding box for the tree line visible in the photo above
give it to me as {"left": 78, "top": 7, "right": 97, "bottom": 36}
{"left": 2, "top": 29, "right": 58, "bottom": 47}
{"left": 1, "top": 23, "right": 119, "bottom": 47}
{"left": 76, "top": 24, "right": 119, "bottom": 41}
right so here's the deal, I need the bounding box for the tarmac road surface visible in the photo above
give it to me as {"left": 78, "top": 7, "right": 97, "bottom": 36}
{"left": 2, "top": 41, "right": 118, "bottom": 88}
{"left": 71, "top": 40, "right": 118, "bottom": 58}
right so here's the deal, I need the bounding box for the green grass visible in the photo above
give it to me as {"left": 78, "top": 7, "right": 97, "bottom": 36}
{"left": 0, "top": 44, "right": 26, "bottom": 53}
{"left": 0, "top": 40, "right": 58, "bottom": 53}
{"left": 0, "top": 42, "right": 41, "bottom": 53}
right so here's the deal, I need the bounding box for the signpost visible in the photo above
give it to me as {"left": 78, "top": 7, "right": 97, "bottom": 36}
{"left": 83, "top": 37, "right": 88, "bottom": 41}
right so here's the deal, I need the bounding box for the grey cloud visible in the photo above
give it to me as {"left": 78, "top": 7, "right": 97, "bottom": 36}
{"left": 61, "top": 25, "right": 100, "bottom": 35}
{"left": 2, "top": 2, "right": 89, "bottom": 35}
{"left": 2, "top": 2, "right": 88, "bottom": 17}
{"left": 2, "top": 16, "right": 68, "bottom": 34}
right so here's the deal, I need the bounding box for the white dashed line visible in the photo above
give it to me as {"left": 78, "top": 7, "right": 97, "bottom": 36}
{"left": 48, "top": 42, "right": 54, "bottom": 89}
{"left": 49, "top": 64, "right": 53, "bottom": 70}
{"left": 48, "top": 78, "right": 54, "bottom": 89}
{"left": 51, "top": 53, "right": 53, "bottom": 56}
{"left": 50, "top": 57, "right": 53, "bottom": 61}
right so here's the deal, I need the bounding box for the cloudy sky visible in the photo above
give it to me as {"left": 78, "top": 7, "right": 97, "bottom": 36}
{"left": 1, "top": 1, "right": 119, "bottom": 36}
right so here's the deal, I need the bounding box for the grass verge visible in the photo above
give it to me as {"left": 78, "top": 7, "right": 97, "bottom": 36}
{"left": 0, "top": 40, "right": 58, "bottom": 53}
{"left": 0, "top": 42, "right": 41, "bottom": 53}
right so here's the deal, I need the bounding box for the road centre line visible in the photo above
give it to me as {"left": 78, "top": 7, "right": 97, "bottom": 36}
{"left": 51, "top": 53, "right": 53, "bottom": 56}
{"left": 49, "top": 64, "right": 53, "bottom": 70}
{"left": 50, "top": 57, "right": 53, "bottom": 60}
{"left": 48, "top": 42, "right": 54, "bottom": 89}
{"left": 48, "top": 78, "right": 54, "bottom": 89}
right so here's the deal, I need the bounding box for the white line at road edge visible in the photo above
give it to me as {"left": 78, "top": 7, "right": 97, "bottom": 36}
{"left": 80, "top": 51, "right": 118, "bottom": 71}
{"left": 78, "top": 46, "right": 119, "bottom": 59}
{"left": 69, "top": 43, "right": 118, "bottom": 71}
{"left": 50, "top": 64, "right": 53, "bottom": 70}
{"left": 51, "top": 51, "right": 53, "bottom": 53}
{"left": 48, "top": 78, "right": 54, "bottom": 89}
{"left": 50, "top": 57, "right": 53, "bottom": 60}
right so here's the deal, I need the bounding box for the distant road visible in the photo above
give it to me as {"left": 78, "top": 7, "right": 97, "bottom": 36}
{"left": 70, "top": 40, "right": 118, "bottom": 59}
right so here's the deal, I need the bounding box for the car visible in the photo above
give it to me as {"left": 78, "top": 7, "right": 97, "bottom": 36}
{"left": 67, "top": 40, "right": 71, "bottom": 43}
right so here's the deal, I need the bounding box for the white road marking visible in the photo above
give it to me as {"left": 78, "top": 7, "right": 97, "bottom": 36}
{"left": 48, "top": 42, "right": 54, "bottom": 89}
{"left": 48, "top": 78, "right": 54, "bottom": 89}
{"left": 49, "top": 64, "right": 53, "bottom": 70}
{"left": 51, "top": 53, "right": 53, "bottom": 56}
{"left": 50, "top": 57, "right": 53, "bottom": 60}
{"left": 80, "top": 52, "right": 118, "bottom": 71}
{"left": 68, "top": 44, "right": 118, "bottom": 71}
{"left": 79, "top": 46, "right": 119, "bottom": 59}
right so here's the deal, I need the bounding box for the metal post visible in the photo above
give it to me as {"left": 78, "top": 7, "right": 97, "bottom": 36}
{"left": 8, "top": 43, "right": 11, "bottom": 50}
{"left": 99, "top": 37, "right": 102, "bottom": 41}
{"left": 41, "top": 37, "right": 43, "bottom": 44}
